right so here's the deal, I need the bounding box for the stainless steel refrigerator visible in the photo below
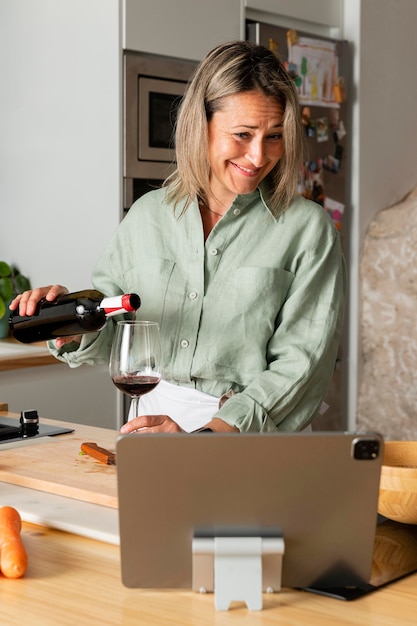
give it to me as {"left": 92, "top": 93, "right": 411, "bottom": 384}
{"left": 248, "top": 21, "right": 351, "bottom": 431}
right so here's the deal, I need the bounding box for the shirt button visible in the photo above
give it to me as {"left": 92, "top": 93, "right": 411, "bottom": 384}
{"left": 233, "top": 208, "right": 241, "bottom": 216}
{"left": 180, "top": 339, "right": 189, "bottom": 348}
{"left": 189, "top": 291, "right": 197, "bottom": 300}
{"left": 210, "top": 248, "right": 218, "bottom": 256}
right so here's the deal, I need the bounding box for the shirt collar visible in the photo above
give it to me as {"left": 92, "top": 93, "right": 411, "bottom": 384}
{"left": 257, "top": 180, "right": 278, "bottom": 220}
{"left": 231, "top": 182, "right": 278, "bottom": 221}
{"left": 188, "top": 182, "right": 278, "bottom": 220}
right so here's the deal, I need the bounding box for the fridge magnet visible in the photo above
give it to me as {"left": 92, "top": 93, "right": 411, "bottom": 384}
{"left": 310, "top": 180, "right": 325, "bottom": 206}
{"left": 316, "top": 117, "right": 329, "bottom": 143}
{"left": 268, "top": 37, "right": 279, "bottom": 57}
{"left": 299, "top": 159, "right": 325, "bottom": 206}
{"left": 329, "top": 108, "right": 340, "bottom": 130}
{"left": 334, "top": 77, "right": 347, "bottom": 103}
{"left": 301, "top": 106, "right": 311, "bottom": 126}
{"left": 324, "top": 197, "right": 345, "bottom": 231}
{"left": 301, "top": 107, "right": 315, "bottom": 137}
{"left": 307, "top": 121, "right": 316, "bottom": 138}
{"left": 335, "top": 120, "right": 346, "bottom": 142}
{"left": 323, "top": 154, "right": 340, "bottom": 173}
{"left": 334, "top": 144, "right": 343, "bottom": 166}
{"left": 286, "top": 29, "right": 298, "bottom": 47}
{"left": 286, "top": 62, "right": 303, "bottom": 88}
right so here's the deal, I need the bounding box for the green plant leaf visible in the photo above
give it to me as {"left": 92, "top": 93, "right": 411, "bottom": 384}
{"left": 0, "top": 277, "right": 13, "bottom": 301}
{"left": 0, "top": 297, "right": 5, "bottom": 320}
{"left": 14, "top": 274, "right": 31, "bottom": 293}
{"left": 0, "top": 261, "right": 12, "bottom": 278}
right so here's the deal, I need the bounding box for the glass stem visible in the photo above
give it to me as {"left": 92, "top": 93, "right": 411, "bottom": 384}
{"left": 131, "top": 396, "right": 140, "bottom": 419}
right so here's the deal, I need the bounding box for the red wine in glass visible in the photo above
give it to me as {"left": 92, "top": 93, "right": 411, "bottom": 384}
{"left": 109, "top": 321, "right": 162, "bottom": 421}
{"left": 112, "top": 375, "right": 160, "bottom": 397}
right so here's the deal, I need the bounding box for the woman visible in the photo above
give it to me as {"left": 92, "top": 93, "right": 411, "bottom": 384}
{"left": 11, "top": 41, "right": 346, "bottom": 434}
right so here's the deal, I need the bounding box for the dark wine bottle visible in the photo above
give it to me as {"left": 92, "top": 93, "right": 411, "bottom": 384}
{"left": 9, "top": 289, "right": 141, "bottom": 344}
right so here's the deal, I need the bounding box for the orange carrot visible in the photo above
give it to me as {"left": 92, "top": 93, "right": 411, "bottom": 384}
{"left": 0, "top": 506, "right": 28, "bottom": 578}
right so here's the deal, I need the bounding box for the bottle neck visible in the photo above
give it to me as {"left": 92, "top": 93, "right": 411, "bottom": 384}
{"left": 100, "top": 293, "right": 141, "bottom": 317}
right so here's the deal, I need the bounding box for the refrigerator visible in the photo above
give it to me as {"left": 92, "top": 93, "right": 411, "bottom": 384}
{"left": 247, "top": 21, "right": 351, "bottom": 431}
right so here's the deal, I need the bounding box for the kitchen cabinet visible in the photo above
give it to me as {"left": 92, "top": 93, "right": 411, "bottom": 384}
{"left": 0, "top": 359, "right": 119, "bottom": 430}
{"left": 123, "top": 0, "right": 243, "bottom": 60}
{"left": 245, "top": 0, "right": 342, "bottom": 28}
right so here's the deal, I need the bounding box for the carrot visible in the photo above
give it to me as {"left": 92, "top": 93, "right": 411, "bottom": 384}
{"left": 0, "top": 506, "right": 28, "bottom": 578}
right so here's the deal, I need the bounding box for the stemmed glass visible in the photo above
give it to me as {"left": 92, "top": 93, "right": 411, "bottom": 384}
{"left": 109, "top": 320, "right": 162, "bottom": 421}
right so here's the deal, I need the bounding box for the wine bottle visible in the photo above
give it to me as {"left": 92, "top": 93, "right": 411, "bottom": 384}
{"left": 9, "top": 289, "right": 141, "bottom": 344}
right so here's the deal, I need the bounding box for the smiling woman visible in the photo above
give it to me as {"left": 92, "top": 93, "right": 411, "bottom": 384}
{"left": 206, "top": 91, "right": 285, "bottom": 213}
{"left": 170, "top": 40, "right": 304, "bottom": 217}
{"left": 10, "top": 41, "right": 346, "bottom": 436}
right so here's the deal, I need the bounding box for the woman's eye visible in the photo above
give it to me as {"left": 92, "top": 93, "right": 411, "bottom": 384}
{"left": 268, "top": 133, "right": 283, "bottom": 141}
{"left": 234, "top": 132, "right": 251, "bottom": 140}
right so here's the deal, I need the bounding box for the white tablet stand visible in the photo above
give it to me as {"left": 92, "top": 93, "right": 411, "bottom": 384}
{"left": 192, "top": 534, "right": 285, "bottom": 611}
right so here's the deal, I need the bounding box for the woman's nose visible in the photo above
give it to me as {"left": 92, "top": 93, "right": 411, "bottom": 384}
{"left": 246, "top": 140, "right": 265, "bottom": 167}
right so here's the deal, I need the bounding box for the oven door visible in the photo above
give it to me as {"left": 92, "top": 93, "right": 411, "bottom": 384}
{"left": 124, "top": 52, "right": 197, "bottom": 182}
{"left": 138, "top": 77, "right": 187, "bottom": 162}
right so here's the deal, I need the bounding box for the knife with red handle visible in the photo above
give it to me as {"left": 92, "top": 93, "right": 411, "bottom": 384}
{"left": 81, "top": 442, "right": 116, "bottom": 465}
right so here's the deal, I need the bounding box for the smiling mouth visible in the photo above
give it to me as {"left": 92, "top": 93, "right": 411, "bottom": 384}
{"left": 231, "top": 162, "right": 261, "bottom": 177}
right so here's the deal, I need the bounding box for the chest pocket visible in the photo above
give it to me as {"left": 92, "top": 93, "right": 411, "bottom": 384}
{"left": 198, "top": 266, "right": 295, "bottom": 379}
{"left": 213, "top": 266, "right": 295, "bottom": 324}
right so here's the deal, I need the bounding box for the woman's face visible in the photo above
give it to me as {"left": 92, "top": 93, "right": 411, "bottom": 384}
{"left": 207, "top": 90, "right": 284, "bottom": 206}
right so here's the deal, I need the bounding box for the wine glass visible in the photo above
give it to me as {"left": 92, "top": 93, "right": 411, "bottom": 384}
{"left": 109, "top": 320, "right": 162, "bottom": 421}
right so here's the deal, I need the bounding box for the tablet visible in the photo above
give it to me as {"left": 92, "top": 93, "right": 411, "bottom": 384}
{"left": 116, "top": 431, "right": 383, "bottom": 596}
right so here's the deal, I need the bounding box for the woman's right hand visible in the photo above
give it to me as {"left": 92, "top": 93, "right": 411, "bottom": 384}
{"left": 10, "top": 284, "right": 81, "bottom": 348}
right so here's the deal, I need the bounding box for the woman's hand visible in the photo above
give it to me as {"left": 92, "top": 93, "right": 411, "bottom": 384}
{"left": 120, "top": 415, "right": 185, "bottom": 434}
{"left": 9, "top": 284, "right": 81, "bottom": 349}
{"left": 120, "top": 415, "right": 239, "bottom": 434}
{"left": 10, "top": 284, "right": 68, "bottom": 316}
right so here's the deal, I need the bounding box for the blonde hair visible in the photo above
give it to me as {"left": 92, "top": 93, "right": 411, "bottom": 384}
{"left": 165, "top": 40, "right": 304, "bottom": 215}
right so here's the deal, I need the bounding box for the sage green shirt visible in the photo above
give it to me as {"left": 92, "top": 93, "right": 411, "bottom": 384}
{"left": 50, "top": 186, "right": 346, "bottom": 432}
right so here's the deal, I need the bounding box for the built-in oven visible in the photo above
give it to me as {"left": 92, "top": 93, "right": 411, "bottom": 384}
{"left": 123, "top": 51, "right": 197, "bottom": 212}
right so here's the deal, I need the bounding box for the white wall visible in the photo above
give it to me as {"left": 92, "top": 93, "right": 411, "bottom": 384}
{"left": 358, "top": 0, "right": 417, "bottom": 239}
{"left": 342, "top": 0, "right": 417, "bottom": 428}
{"left": 0, "top": 0, "right": 122, "bottom": 290}
{"left": 0, "top": 0, "right": 122, "bottom": 428}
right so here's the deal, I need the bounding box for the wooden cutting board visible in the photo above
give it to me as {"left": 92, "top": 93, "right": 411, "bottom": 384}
{"left": 0, "top": 412, "right": 118, "bottom": 508}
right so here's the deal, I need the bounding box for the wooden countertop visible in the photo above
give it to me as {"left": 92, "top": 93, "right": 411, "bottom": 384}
{"left": 0, "top": 337, "right": 59, "bottom": 370}
{"left": 1, "top": 409, "right": 417, "bottom": 623}
{"left": 0, "top": 411, "right": 117, "bottom": 508}
{"left": 2, "top": 521, "right": 417, "bottom": 625}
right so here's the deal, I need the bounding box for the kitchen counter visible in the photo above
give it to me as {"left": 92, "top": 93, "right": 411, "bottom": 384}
{"left": 2, "top": 410, "right": 417, "bottom": 624}
{"left": 0, "top": 408, "right": 119, "bottom": 544}
{"left": 3, "top": 520, "right": 417, "bottom": 626}
{"left": 0, "top": 337, "right": 59, "bottom": 371}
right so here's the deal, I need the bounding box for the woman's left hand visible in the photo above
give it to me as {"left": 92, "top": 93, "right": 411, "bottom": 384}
{"left": 120, "top": 415, "right": 184, "bottom": 434}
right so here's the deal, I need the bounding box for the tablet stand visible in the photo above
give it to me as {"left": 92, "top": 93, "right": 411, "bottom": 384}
{"left": 192, "top": 534, "right": 285, "bottom": 611}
